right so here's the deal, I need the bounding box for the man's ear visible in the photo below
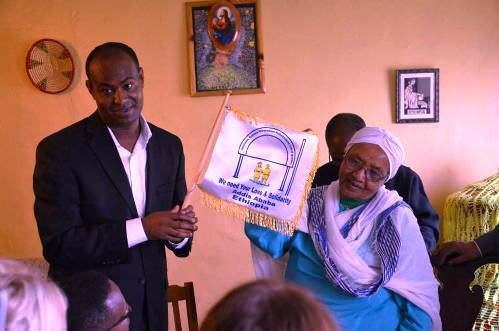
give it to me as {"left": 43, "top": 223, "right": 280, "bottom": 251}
{"left": 139, "top": 67, "right": 144, "bottom": 86}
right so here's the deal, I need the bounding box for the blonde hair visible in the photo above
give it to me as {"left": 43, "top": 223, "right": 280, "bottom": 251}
{"left": 0, "top": 258, "right": 67, "bottom": 331}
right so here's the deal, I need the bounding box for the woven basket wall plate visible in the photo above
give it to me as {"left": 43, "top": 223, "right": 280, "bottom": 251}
{"left": 26, "top": 39, "right": 75, "bottom": 94}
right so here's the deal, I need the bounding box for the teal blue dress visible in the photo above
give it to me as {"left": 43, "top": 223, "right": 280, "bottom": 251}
{"left": 245, "top": 222, "right": 432, "bottom": 331}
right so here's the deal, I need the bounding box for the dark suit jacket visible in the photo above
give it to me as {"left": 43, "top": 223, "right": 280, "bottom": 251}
{"left": 34, "top": 112, "right": 192, "bottom": 331}
{"left": 475, "top": 225, "right": 499, "bottom": 257}
{"left": 312, "top": 162, "right": 440, "bottom": 252}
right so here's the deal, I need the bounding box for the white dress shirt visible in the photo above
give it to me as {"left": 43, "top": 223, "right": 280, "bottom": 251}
{"left": 107, "top": 116, "right": 188, "bottom": 248}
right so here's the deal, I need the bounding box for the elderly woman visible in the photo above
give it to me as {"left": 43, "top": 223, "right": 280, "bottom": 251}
{"left": 245, "top": 127, "right": 440, "bottom": 331}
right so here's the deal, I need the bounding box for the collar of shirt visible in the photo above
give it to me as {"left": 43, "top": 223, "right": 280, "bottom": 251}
{"left": 107, "top": 115, "right": 152, "bottom": 217}
{"left": 107, "top": 115, "right": 152, "bottom": 151}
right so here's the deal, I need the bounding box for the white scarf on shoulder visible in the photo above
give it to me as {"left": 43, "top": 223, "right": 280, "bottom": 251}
{"left": 251, "top": 181, "right": 441, "bottom": 331}
{"left": 314, "top": 182, "right": 440, "bottom": 331}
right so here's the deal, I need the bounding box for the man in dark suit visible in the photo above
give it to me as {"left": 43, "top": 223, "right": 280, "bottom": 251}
{"left": 33, "top": 42, "right": 198, "bottom": 331}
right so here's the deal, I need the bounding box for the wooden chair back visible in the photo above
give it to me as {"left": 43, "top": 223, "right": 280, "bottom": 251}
{"left": 167, "top": 281, "right": 199, "bottom": 331}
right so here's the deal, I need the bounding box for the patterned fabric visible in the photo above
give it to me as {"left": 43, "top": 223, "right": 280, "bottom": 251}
{"left": 339, "top": 203, "right": 368, "bottom": 238}
{"left": 245, "top": 223, "right": 434, "bottom": 331}
{"left": 442, "top": 173, "right": 499, "bottom": 330}
{"left": 247, "top": 180, "right": 441, "bottom": 330}
{"left": 308, "top": 186, "right": 403, "bottom": 297}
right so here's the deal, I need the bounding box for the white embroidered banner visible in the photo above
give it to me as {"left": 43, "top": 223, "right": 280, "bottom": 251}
{"left": 198, "top": 109, "right": 319, "bottom": 234}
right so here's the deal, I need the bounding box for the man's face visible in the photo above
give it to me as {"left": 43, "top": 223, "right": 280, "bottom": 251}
{"left": 338, "top": 143, "right": 389, "bottom": 201}
{"left": 326, "top": 128, "right": 356, "bottom": 164}
{"left": 104, "top": 280, "right": 130, "bottom": 331}
{"left": 86, "top": 51, "right": 144, "bottom": 129}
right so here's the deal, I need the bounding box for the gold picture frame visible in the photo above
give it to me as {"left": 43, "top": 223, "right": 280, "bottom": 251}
{"left": 186, "top": 0, "right": 265, "bottom": 97}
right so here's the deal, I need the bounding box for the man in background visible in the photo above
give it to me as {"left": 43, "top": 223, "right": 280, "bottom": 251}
{"left": 312, "top": 113, "right": 439, "bottom": 252}
{"left": 60, "top": 271, "right": 130, "bottom": 331}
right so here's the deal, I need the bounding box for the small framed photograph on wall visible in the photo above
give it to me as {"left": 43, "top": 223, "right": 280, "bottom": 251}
{"left": 186, "top": 0, "right": 265, "bottom": 97}
{"left": 396, "top": 68, "right": 439, "bottom": 123}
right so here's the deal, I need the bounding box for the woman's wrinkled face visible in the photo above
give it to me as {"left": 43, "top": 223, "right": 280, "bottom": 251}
{"left": 338, "top": 143, "right": 389, "bottom": 201}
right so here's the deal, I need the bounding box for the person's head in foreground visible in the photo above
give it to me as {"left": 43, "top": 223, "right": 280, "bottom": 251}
{"left": 339, "top": 126, "right": 404, "bottom": 201}
{"left": 59, "top": 271, "right": 130, "bottom": 331}
{"left": 325, "top": 113, "right": 366, "bottom": 164}
{"left": 200, "top": 279, "right": 338, "bottom": 331}
{"left": 0, "top": 258, "right": 67, "bottom": 331}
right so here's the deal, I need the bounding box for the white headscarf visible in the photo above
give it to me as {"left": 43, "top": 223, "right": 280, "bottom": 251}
{"left": 345, "top": 127, "right": 405, "bottom": 181}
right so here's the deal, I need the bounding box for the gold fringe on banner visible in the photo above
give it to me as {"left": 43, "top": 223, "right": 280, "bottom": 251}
{"left": 199, "top": 108, "right": 321, "bottom": 236}
{"left": 231, "top": 108, "right": 259, "bottom": 124}
{"left": 200, "top": 190, "right": 294, "bottom": 235}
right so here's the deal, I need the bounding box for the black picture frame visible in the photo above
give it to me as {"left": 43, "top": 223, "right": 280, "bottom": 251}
{"left": 396, "top": 68, "right": 439, "bottom": 123}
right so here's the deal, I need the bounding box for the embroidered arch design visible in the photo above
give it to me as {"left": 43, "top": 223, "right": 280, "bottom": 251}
{"left": 233, "top": 127, "right": 305, "bottom": 194}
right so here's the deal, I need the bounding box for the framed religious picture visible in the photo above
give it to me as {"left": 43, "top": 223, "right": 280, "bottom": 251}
{"left": 186, "top": 0, "right": 265, "bottom": 96}
{"left": 396, "top": 69, "right": 439, "bottom": 123}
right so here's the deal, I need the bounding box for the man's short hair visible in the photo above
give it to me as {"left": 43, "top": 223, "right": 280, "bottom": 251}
{"left": 59, "top": 271, "right": 112, "bottom": 331}
{"left": 85, "top": 42, "right": 140, "bottom": 81}
{"left": 325, "top": 113, "right": 366, "bottom": 138}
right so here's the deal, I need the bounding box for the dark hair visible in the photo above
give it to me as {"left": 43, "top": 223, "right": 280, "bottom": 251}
{"left": 200, "top": 280, "right": 337, "bottom": 331}
{"left": 58, "top": 271, "right": 112, "bottom": 331}
{"left": 325, "top": 113, "right": 366, "bottom": 139}
{"left": 85, "top": 42, "right": 140, "bottom": 82}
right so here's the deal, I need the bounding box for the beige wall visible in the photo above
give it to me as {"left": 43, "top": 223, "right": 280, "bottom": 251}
{"left": 1, "top": 0, "right": 498, "bottom": 322}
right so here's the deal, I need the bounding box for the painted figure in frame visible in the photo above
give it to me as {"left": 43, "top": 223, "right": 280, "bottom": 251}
{"left": 211, "top": 7, "right": 235, "bottom": 46}
{"left": 192, "top": 1, "right": 259, "bottom": 92}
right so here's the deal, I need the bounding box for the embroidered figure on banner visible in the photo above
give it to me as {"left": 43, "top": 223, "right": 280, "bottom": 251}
{"left": 233, "top": 127, "right": 307, "bottom": 196}
{"left": 251, "top": 162, "right": 272, "bottom": 186}
{"left": 252, "top": 162, "right": 263, "bottom": 182}
{"left": 261, "top": 164, "right": 271, "bottom": 185}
